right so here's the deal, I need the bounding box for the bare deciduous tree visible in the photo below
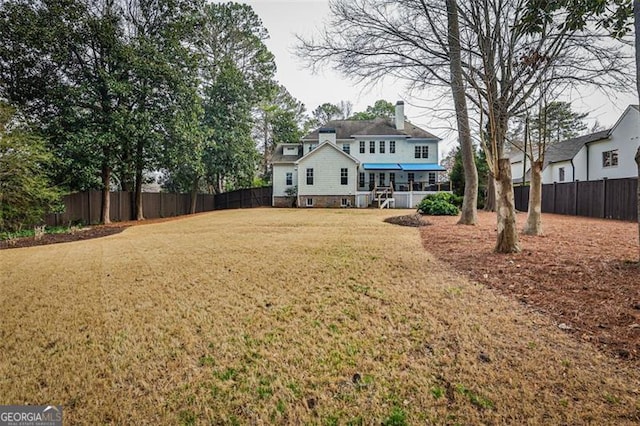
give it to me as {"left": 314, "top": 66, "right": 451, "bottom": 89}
{"left": 446, "top": 0, "right": 478, "bottom": 225}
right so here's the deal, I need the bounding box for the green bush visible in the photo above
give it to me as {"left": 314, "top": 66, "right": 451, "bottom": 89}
{"left": 417, "top": 193, "right": 461, "bottom": 216}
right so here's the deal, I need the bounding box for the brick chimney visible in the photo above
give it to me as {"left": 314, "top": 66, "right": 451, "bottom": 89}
{"left": 395, "top": 101, "right": 405, "bottom": 130}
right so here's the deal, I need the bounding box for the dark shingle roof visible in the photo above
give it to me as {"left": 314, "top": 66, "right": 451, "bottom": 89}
{"left": 271, "top": 144, "right": 301, "bottom": 163}
{"left": 302, "top": 118, "right": 439, "bottom": 140}
{"left": 544, "top": 129, "right": 610, "bottom": 165}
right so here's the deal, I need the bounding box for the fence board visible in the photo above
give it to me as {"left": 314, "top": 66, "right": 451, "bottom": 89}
{"left": 513, "top": 177, "right": 637, "bottom": 221}
{"left": 45, "top": 187, "right": 269, "bottom": 226}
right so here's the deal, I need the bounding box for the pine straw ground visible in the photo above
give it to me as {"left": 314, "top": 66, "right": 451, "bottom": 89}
{"left": 421, "top": 212, "right": 640, "bottom": 364}
{"left": 1, "top": 208, "right": 639, "bottom": 424}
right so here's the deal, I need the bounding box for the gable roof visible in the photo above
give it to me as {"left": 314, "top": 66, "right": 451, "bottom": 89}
{"left": 544, "top": 129, "right": 610, "bottom": 165}
{"left": 271, "top": 144, "right": 301, "bottom": 163}
{"left": 295, "top": 141, "right": 360, "bottom": 165}
{"left": 302, "top": 118, "right": 440, "bottom": 140}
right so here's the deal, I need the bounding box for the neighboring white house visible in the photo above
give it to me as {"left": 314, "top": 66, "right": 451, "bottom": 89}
{"left": 542, "top": 105, "right": 639, "bottom": 184}
{"left": 509, "top": 150, "right": 531, "bottom": 185}
{"left": 271, "top": 101, "right": 447, "bottom": 208}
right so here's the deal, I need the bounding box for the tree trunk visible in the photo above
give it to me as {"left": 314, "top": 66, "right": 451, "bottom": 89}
{"left": 484, "top": 172, "right": 496, "bottom": 212}
{"left": 523, "top": 160, "right": 543, "bottom": 235}
{"left": 190, "top": 176, "right": 199, "bottom": 214}
{"left": 635, "top": 0, "right": 640, "bottom": 262}
{"left": 636, "top": 146, "right": 640, "bottom": 263}
{"left": 495, "top": 158, "right": 520, "bottom": 253}
{"left": 101, "top": 156, "right": 111, "bottom": 225}
{"left": 446, "top": 0, "right": 478, "bottom": 225}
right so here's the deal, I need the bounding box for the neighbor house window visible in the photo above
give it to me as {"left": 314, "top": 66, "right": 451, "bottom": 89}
{"left": 369, "top": 141, "right": 375, "bottom": 153}
{"left": 306, "top": 198, "right": 313, "bottom": 207}
{"left": 379, "top": 140, "right": 385, "bottom": 153}
{"left": 341, "top": 168, "right": 348, "bottom": 185}
{"left": 558, "top": 167, "right": 565, "bottom": 182}
{"left": 389, "top": 140, "right": 396, "bottom": 153}
{"left": 285, "top": 172, "right": 293, "bottom": 186}
{"left": 306, "top": 168, "right": 314, "bottom": 185}
{"left": 602, "top": 149, "right": 618, "bottom": 167}
{"left": 379, "top": 172, "right": 386, "bottom": 186}
{"left": 342, "top": 143, "right": 350, "bottom": 154}
{"left": 359, "top": 141, "right": 365, "bottom": 153}
{"left": 359, "top": 172, "right": 365, "bottom": 188}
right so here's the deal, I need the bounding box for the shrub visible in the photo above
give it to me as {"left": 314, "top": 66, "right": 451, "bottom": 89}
{"left": 417, "top": 193, "right": 460, "bottom": 216}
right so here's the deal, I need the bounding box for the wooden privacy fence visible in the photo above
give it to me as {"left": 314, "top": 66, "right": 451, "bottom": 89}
{"left": 45, "top": 186, "right": 273, "bottom": 226}
{"left": 214, "top": 186, "right": 273, "bottom": 210}
{"left": 514, "top": 178, "right": 638, "bottom": 221}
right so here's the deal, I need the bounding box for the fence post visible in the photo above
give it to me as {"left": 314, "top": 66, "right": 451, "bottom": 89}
{"left": 574, "top": 181, "right": 579, "bottom": 216}
{"left": 552, "top": 182, "right": 557, "bottom": 214}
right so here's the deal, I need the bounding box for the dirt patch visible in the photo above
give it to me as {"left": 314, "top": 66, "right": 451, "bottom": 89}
{"left": 384, "top": 213, "right": 430, "bottom": 227}
{"left": 421, "top": 211, "right": 640, "bottom": 363}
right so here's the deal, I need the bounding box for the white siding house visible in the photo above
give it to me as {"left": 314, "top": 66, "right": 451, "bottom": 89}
{"left": 541, "top": 105, "right": 639, "bottom": 184}
{"left": 271, "top": 101, "right": 448, "bottom": 208}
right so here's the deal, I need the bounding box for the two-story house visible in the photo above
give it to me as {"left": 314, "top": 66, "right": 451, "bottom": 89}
{"left": 271, "top": 101, "right": 447, "bottom": 208}
{"left": 542, "top": 105, "right": 639, "bottom": 184}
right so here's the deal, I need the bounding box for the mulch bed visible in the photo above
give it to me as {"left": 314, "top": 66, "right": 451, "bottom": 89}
{"left": 417, "top": 211, "right": 640, "bottom": 364}
{"left": 0, "top": 216, "right": 184, "bottom": 250}
{"left": 383, "top": 213, "right": 430, "bottom": 227}
{"left": 0, "top": 226, "right": 127, "bottom": 249}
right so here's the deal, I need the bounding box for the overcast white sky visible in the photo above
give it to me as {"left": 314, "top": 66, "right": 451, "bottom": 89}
{"left": 231, "top": 0, "right": 638, "bottom": 154}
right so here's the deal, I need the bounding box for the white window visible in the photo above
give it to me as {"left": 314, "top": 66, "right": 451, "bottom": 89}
{"left": 379, "top": 172, "right": 385, "bottom": 186}
{"left": 369, "top": 141, "right": 375, "bottom": 153}
{"left": 390, "top": 140, "right": 396, "bottom": 153}
{"left": 341, "top": 198, "right": 349, "bottom": 207}
{"left": 308, "top": 144, "right": 317, "bottom": 153}
{"left": 306, "top": 198, "right": 313, "bottom": 207}
{"left": 340, "top": 168, "right": 348, "bottom": 185}
{"left": 428, "top": 172, "right": 436, "bottom": 185}
{"left": 306, "top": 168, "right": 314, "bottom": 185}
{"left": 359, "top": 172, "right": 365, "bottom": 188}
{"left": 558, "top": 167, "right": 565, "bottom": 182}
{"left": 379, "top": 140, "right": 385, "bottom": 153}
{"left": 285, "top": 172, "right": 293, "bottom": 186}
{"left": 602, "top": 150, "right": 618, "bottom": 167}
{"left": 342, "top": 143, "right": 350, "bottom": 154}
{"left": 415, "top": 146, "right": 429, "bottom": 158}
{"left": 359, "top": 141, "right": 365, "bottom": 153}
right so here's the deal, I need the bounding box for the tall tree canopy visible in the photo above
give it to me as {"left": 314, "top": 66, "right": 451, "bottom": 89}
{"left": 350, "top": 99, "right": 395, "bottom": 120}
{"left": 0, "top": 0, "right": 283, "bottom": 222}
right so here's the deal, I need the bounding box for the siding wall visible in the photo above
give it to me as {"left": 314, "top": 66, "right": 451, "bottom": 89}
{"left": 297, "top": 145, "right": 358, "bottom": 196}
{"left": 272, "top": 164, "right": 297, "bottom": 197}
{"left": 587, "top": 108, "right": 640, "bottom": 180}
{"left": 302, "top": 138, "right": 439, "bottom": 165}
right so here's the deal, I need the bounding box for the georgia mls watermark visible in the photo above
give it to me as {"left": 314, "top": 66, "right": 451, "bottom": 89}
{"left": 0, "top": 406, "right": 62, "bottom": 426}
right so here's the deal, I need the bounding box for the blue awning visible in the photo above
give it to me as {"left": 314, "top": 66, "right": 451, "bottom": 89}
{"left": 362, "top": 163, "right": 402, "bottom": 170}
{"left": 399, "top": 163, "right": 446, "bottom": 172}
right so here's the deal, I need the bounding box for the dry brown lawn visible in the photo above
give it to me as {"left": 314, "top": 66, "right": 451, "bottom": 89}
{"left": 1, "top": 208, "right": 639, "bottom": 424}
